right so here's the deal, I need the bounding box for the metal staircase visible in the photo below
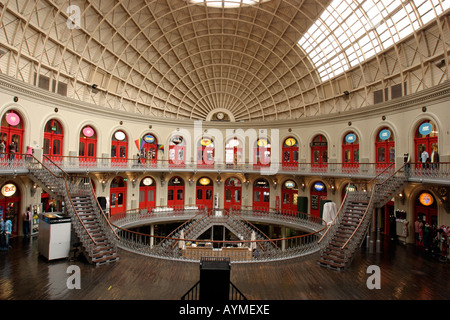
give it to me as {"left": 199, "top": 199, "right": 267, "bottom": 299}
{"left": 318, "top": 164, "right": 408, "bottom": 271}
{"left": 28, "top": 156, "right": 119, "bottom": 266}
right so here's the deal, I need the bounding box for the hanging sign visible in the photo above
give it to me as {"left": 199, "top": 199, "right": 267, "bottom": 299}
{"left": 257, "top": 139, "right": 268, "bottom": 147}
{"left": 142, "top": 177, "right": 153, "bottom": 186}
{"left": 379, "top": 129, "right": 391, "bottom": 141}
{"left": 199, "top": 177, "right": 211, "bottom": 186}
{"left": 345, "top": 133, "right": 356, "bottom": 143}
{"left": 418, "top": 122, "right": 432, "bottom": 136}
{"left": 6, "top": 112, "right": 20, "bottom": 126}
{"left": 82, "top": 126, "right": 95, "bottom": 138}
{"left": 144, "top": 134, "right": 155, "bottom": 144}
{"left": 171, "top": 135, "right": 183, "bottom": 145}
{"left": 201, "top": 138, "right": 212, "bottom": 146}
{"left": 1, "top": 183, "right": 17, "bottom": 197}
{"left": 284, "top": 180, "right": 296, "bottom": 189}
{"left": 114, "top": 131, "right": 126, "bottom": 141}
{"left": 314, "top": 182, "right": 325, "bottom": 192}
{"left": 419, "top": 193, "right": 434, "bottom": 206}
{"left": 284, "top": 138, "right": 297, "bottom": 147}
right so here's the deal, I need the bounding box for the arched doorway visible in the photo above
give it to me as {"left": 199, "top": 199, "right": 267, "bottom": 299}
{"left": 196, "top": 177, "right": 214, "bottom": 209}
{"left": 225, "top": 137, "right": 243, "bottom": 168}
{"left": 197, "top": 137, "right": 215, "bottom": 168}
{"left": 111, "top": 130, "right": 128, "bottom": 165}
{"left": 139, "top": 176, "right": 156, "bottom": 212}
{"left": 168, "top": 135, "right": 186, "bottom": 167}
{"left": 0, "top": 182, "right": 21, "bottom": 235}
{"left": 414, "top": 120, "right": 438, "bottom": 171}
{"left": 224, "top": 177, "right": 242, "bottom": 210}
{"left": 310, "top": 181, "right": 327, "bottom": 218}
{"left": 311, "top": 134, "right": 327, "bottom": 171}
{"left": 43, "top": 119, "right": 63, "bottom": 162}
{"left": 414, "top": 191, "right": 438, "bottom": 246}
{"left": 140, "top": 133, "right": 158, "bottom": 166}
{"left": 109, "top": 176, "right": 127, "bottom": 216}
{"left": 281, "top": 180, "right": 298, "bottom": 214}
{"left": 254, "top": 138, "right": 271, "bottom": 169}
{"left": 0, "top": 110, "right": 24, "bottom": 161}
{"left": 79, "top": 126, "right": 97, "bottom": 164}
{"left": 282, "top": 137, "right": 299, "bottom": 170}
{"left": 375, "top": 127, "right": 395, "bottom": 170}
{"left": 253, "top": 178, "right": 270, "bottom": 211}
{"left": 167, "top": 176, "right": 184, "bottom": 208}
{"left": 342, "top": 132, "right": 359, "bottom": 170}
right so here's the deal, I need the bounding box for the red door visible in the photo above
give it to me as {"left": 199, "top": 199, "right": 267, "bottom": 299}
{"left": 0, "top": 182, "right": 20, "bottom": 236}
{"left": 311, "top": 135, "right": 327, "bottom": 171}
{"left": 253, "top": 178, "right": 270, "bottom": 211}
{"left": 196, "top": 177, "right": 214, "bottom": 209}
{"left": 79, "top": 126, "right": 97, "bottom": 164}
{"left": 139, "top": 176, "right": 156, "bottom": 212}
{"left": 281, "top": 180, "right": 298, "bottom": 214}
{"left": 282, "top": 137, "right": 299, "bottom": 170}
{"left": 109, "top": 176, "right": 127, "bottom": 216}
{"left": 310, "top": 181, "right": 327, "bottom": 218}
{"left": 167, "top": 177, "right": 184, "bottom": 208}
{"left": 224, "top": 177, "right": 242, "bottom": 210}
{"left": 342, "top": 132, "right": 359, "bottom": 171}
{"left": 111, "top": 130, "right": 128, "bottom": 166}
{"left": 376, "top": 128, "right": 395, "bottom": 171}
{"left": 43, "top": 119, "right": 63, "bottom": 162}
{"left": 1, "top": 110, "right": 24, "bottom": 161}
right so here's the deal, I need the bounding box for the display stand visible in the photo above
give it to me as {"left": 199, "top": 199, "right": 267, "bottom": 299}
{"left": 38, "top": 213, "right": 71, "bottom": 261}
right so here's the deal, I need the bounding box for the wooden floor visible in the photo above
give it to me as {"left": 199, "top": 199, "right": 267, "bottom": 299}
{"left": 0, "top": 235, "right": 448, "bottom": 302}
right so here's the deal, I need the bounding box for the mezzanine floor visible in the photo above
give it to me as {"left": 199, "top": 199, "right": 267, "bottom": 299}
{"left": 0, "top": 234, "right": 448, "bottom": 303}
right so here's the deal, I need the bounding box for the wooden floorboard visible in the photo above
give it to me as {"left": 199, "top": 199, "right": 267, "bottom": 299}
{"left": 0, "top": 235, "right": 448, "bottom": 301}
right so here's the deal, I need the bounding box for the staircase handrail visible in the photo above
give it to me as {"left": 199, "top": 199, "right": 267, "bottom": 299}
{"left": 317, "top": 182, "right": 350, "bottom": 244}
{"left": 29, "top": 155, "right": 98, "bottom": 245}
{"left": 368, "top": 162, "right": 395, "bottom": 185}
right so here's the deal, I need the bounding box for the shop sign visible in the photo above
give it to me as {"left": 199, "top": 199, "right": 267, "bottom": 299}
{"left": 314, "top": 182, "right": 325, "bottom": 192}
{"left": 284, "top": 180, "right": 296, "bottom": 189}
{"left": 1, "top": 183, "right": 17, "bottom": 197}
{"left": 419, "top": 193, "right": 434, "bottom": 206}
{"left": 228, "top": 138, "right": 240, "bottom": 147}
{"left": 172, "top": 177, "right": 181, "bottom": 185}
{"left": 6, "top": 112, "right": 20, "bottom": 126}
{"left": 257, "top": 139, "right": 268, "bottom": 147}
{"left": 345, "top": 133, "right": 356, "bottom": 143}
{"left": 199, "top": 178, "right": 211, "bottom": 186}
{"left": 419, "top": 122, "right": 432, "bottom": 136}
{"left": 171, "top": 135, "right": 183, "bottom": 145}
{"left": 142, "top": 177, "right": 153, "bottom": 186}
{"left": 114, "top": 131, "right": 126, "bottom": 141}
{"left": 284, "top": 138, "right": 297, "bottom": 147}
{"left": 379, "top": 129, "right": 391, "bottom": 141}
{"left": 82, "top": 126, "right": 95, "bottom": 137}
{"left": 201, "top": 138, "right": 212, "bottom": 146}
{"left": 144, "top": 134, "right": 155, "bottom": 143}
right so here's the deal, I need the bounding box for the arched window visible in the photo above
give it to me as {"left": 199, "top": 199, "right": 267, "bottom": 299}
{"left": 310, "top": 181, "right": 327, "bottom": 218}
{"left": 281, "top": 180, "right": 298, "bottom": 214}
{"left": 254, "top": 138, "right": 271, "bottom": 168}
{"left": 253, "top": 178, "right": 270, "bottom": 210}
{"left": 111, "top": 130, "right": 128, "bottom": 165}
{"left": 167, "top": 176, "right": 185, "bottom": 208}
{"left": 140, "top": 133, "right": 158, "bottom": 166}
{"left": 414, "top": 120, "right": 438, "bottom": 170}
{"left": 0, "top": 110, "right": 24, "bottom": 161}
{"left": 224, "top": 177, "right": 242, "bottom": 210}
{"left": 225, "top": 137, "right": 242, "bottom": 167}
{"left": 169, "top": 135, "right": 186, "bottom": 167}
{"left": 44, "top": 119, "right": 64, "bottom": 162}
{"left": 139, "top": 176, "right": 156, "bottom": 211}
{"left": 197, "top": 137, "right": 215, "bottom": 168}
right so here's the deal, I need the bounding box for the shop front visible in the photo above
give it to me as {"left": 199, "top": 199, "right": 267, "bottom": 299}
{"left": 310, "top": 181, "right": 327, "bottom": 218}
{"left": 0, "top": 182, "right": 20, "bottom": 236}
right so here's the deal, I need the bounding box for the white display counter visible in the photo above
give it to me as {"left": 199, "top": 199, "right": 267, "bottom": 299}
{"left": 38, "top": 213, "right": 72, "bottom": 261}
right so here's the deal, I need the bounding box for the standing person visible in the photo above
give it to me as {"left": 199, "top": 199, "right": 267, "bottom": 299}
{"left": 5, "top": 218, "right": 12, "bottom": 250}
{"left": 420, "top": 147, "right": 429, "bottom": 172}
{"left": 0, "top": 218, "right": 5, "bottom": 250}
{"left": 414, "top": 218, "right": 420, "bottom": 245}
{"left": 430, "top": 146, "right": 439, "bottom": 170}
{"left": 0, "top": 140, "right": 5, "bottom": 159}
{"left": 23, "top": 208, "right": 32, "bottom": 237}
{"left": 9, "top": 140, "right": 16, "bottom": 161}
{"left": 418, "top": 219, "right": 424, "bottom": 246}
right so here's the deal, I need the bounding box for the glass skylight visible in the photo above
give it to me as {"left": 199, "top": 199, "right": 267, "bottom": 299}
{"left": 298, "top": 0, "right": 450, "bottom": 81}
{"left": 190, "top": 0, "right": 269, "bottom": 8}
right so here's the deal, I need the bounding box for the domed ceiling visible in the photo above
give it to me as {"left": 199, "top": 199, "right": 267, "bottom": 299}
{"left": 0, "top": 0, "right": 448, "bottom": 122}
